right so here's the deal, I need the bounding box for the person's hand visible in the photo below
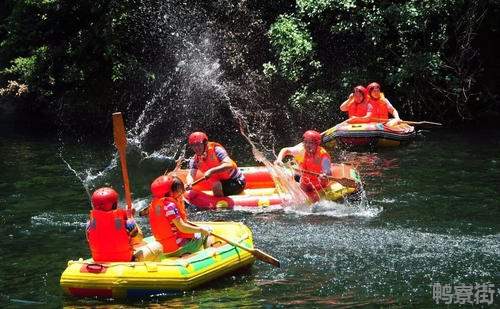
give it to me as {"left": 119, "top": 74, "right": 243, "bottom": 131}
{"left": 386, "top": 118, "right": 400, "bottom": 127}
{"left": 274, "top": 160, "right": 284, "bottom": 166}
{"left": 199, "top": 225, "right": 213, "bottom": 237}
{"left": 319, "top": 173, "right": 329, "bottom": 182}
{"left": 348, "top": 93, "right": 353, "bottom": 100}
{"left": 204, "top": 169, "right": 213, "bottom": 179}
{"left": 185, "top": 182, "right": 193, "bottom": 191}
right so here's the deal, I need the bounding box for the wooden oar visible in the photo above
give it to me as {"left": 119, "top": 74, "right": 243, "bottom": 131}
{"left": 112, "top": 112, "right": 134, "bottom": 217}
{"left": 187, "top": 221, "right": 281, "bottom": 268}
{"left": 184, "top": 175, "right": 208, "bottom": 190}
{"left": 400, "top": 120, "right": 442, "bottom": 126}
{"left": 369, "top": 117, "right": 443, "bottom": 127}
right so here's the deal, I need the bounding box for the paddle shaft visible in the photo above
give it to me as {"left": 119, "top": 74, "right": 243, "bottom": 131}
{"left": 400, "top": 120, "right": 442, "bottom": 126}
{"left": 291, "top": 166, "right": 358, "bottom": 187}
{"left": 187, "top": 221, "right": 280, "bottom": 268}
{"left": 112, "top": 112, "right": 133, "bottom": 218}
{"left": 185, "top": 175, "right": 208, "bottom": 190}
{"left": 369, "top": 118, "right": 442, "bottom": 126}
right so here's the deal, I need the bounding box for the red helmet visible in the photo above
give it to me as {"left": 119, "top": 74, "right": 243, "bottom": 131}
{"left": 188, "top": 132, "right": 208, "bottom": 145}
{"left": 367, "top": 82, "right": 380, "bottom": 98}
{"left": 303, "top": 130, "right": 322, "bottom": 145}
{"left": 91, "top": 187, "right": 119, "bottom": 211}
{"left": 151, "top": 175, "right": 173, "bottom": 198}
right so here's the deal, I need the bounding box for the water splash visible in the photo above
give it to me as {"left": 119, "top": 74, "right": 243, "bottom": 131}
{"left": 235, "top": 113, "right": 310, "bottom": 207}
{"left": 56, "top": 7, "right": 282, "bottom": 202}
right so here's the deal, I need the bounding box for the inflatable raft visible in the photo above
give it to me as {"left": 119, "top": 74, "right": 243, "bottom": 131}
{"left": 178, "top": 164, "right": 361, "bottom": 210}
{"left": 322, "top": 122, "right": 416, "bottom": 149}
{"left": 60, "top": 221, "right": 255, "bottom": 298}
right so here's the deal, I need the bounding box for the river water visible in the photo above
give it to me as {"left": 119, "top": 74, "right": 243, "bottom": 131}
{"left": 0, "top": 127, "right": 499, "bottom": 307}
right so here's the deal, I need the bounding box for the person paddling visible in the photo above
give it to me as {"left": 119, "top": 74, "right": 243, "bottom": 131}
{"left": 185, "top": 132, "right": 245, "bottom": 197}
{"left": 340, "top": 85, "right": 373, "bottom": 123}
{"left": 148, "top": 175, "right": 214, "bottom": 256}
{"left": 275, "top": 130, "right": 332, "bottom": 203}
{"left": 367, "top": 82, "right": 402, "bottom": 126}
{"left": 86, "top": 187, "right": 160, "bottom": 262}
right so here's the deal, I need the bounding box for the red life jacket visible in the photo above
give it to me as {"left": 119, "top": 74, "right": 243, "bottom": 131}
{"left": 194, "top": 142, "right": 236, "bottom": 181}
{"left": 87, "top": 209, "right": 133, "bottom": 262}
{"left": 299, "top": 146, "right": 331, "bottom": 189}
{"left": 347, "top": 101, "right": 369, "bottom": 118}
{"left": 368, "top": 93, "right": 389, "bottom": 121}
{"left": 148, "top": 197, "right": 191, "bottom": 253}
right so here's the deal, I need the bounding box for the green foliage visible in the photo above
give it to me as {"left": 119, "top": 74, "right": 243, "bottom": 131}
{"left": 3, "top": 46, "right": 49, "bottom": 87}
{"left": 268, "top": 15, "right": 315, "bottom": 82}
{"left": 0, "top": 0, "right": 497, "bottom": 134}
{"left": 267, "top": 0, "right": 490, "bottom": 123}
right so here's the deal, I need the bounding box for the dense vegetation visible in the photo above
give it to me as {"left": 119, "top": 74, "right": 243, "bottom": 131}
{"left": 1, "top": 0, "right": 499, "bottom": 137}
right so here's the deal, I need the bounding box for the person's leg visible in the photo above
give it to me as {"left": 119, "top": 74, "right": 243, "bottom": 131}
{"left": 300, "top": 182, "right": 320, "bottom": 203}
{"left": 133, "top": 241, "right": 163, "bottom": 261}
{"left": 162, "top": 233, "right": 208, "bottom": 258}
{"left": 212, "top": 180, "right": 224, "bottom": 197}
{"left": 220, "top": 178, "right": 245, "bottom": 196}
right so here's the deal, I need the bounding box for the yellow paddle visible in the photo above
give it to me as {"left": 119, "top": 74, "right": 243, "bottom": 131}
{"left": 187, "top": 221, "right": 281, "bottom": 268}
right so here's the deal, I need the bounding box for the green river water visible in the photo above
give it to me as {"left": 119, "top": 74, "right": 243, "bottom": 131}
{"left": 0, "top": 127, "right": 499, "bottom": 308}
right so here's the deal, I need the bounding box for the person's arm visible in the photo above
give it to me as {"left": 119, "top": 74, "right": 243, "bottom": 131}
{"left": 204, "top": 157, "right": 235, "bottom": 178}
{"left": 186, "top": 157, "right": 197, "bottom": 186}
{"left": 203, "top": 147, "right": 235, "bottom": 178}
{"left": 126, "top": 218, "right": 139, "bottom": 237}
{"left": 275, "top": 147, "right": 293, "bottom": 164}
{"left": 321, "top": 157, "right": 332, "bottom": 176}
{"left": 85, "top": 220, "right": 91, "bottom": 242}
{"left": 172, "top": 217, "right": 210, "bottom": 236}
{"left": 385, "top": 99, "right": 400, "bottom": 120}
{"left": 162, "top": 201, "right": 211, "bottom": 236}
{"left": 339, "top": 93, "right": 354, "bottom": 112}
{"left": 384, "top": 99, "right": 401, "bottom": 126}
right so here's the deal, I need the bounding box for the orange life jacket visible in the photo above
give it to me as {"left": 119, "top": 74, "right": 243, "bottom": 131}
{"left": 194, "top": 142, "right": 236, "bottom": 181}
{"left": 87, "top": 209, "right": 133, "bottom": 262}
{"left": 347, "top": 101, "right": 369, "bottom": 118}
{"left": 149, "top": 197, "right": 191, "bottom": 253}
{"left": 298, "top": 146, "right": 331, "bottom": 189}
{"left": 369, "top": 93, "right": 389, "bottom": 121}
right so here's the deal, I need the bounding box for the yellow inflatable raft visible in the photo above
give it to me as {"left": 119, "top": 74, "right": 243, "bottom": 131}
{"left": 60, "top": 221, "right": 255, "bottom": 298}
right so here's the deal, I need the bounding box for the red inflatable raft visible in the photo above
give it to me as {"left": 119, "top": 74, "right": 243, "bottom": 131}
{"left": 175, "top": 164, "right": 361, "bottom": 210}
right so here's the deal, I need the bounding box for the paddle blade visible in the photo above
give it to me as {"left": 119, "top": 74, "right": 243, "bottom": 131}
{"left": 112, "top": 112, "right": 127, "bottom": 150}
{"left": 251, "top": 248, "right": 281, "bottom": 268}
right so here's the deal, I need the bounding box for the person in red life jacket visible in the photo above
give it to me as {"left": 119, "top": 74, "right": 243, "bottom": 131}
{"left": 339, "top": 85, "right": 373, "bottom": 123}
{"left": 185, "top": 131, "right": 245, "bottom": 197}
{"left": 86, "top": 187, "right": 141, "bottom": 262}
{"left": 86, "top": 188, "right": 163, "bottom": 262}
{"left": 148, "top": 175, "right": 213, "bottom": 256}
{"left": 275, "top": 130, "right": 332, "bottom": 202}
{"left": 366, "top": 82, "right": 401, "bottom": 126}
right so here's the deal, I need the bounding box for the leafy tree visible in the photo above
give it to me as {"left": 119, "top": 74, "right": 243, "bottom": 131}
{"left": 266, "top": 0, "right": 495, "bottom": 125}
